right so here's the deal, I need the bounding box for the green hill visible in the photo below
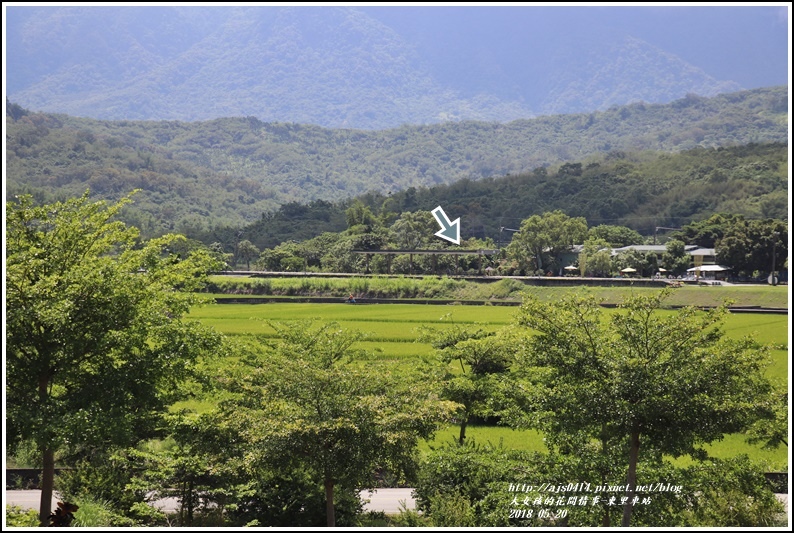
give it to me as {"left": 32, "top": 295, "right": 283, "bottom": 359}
{"left": 6, "top": 86, "right": 788, "bottom": 239}
{"left": 197, "top": 141, "right": 787, "bottom": 252}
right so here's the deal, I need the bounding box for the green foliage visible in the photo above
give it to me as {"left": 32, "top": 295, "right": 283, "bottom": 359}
{"left": 672, "top": 213, "right": 788, "bottom": 278}
{"left": 612, "top": 248, "right": 658, "bottom": 277}
{"left": 56, "top": 450, "right": 142, "bottom": 515}
{"left": 203, "top": 321, "right": 456, "bottom": 526}
{"left": 415, "top": 445, "right": 784, "bottom": 527}
{"left": 5, "top": 439, "right": 42, "bottom": 469}
{"left": 392, "top": 503, "right": 433, "bottom": 527}
{"left": 70, "top": 496, "right": 138, "bottom": 527}
{"left": 418, "top": 321, "right": 512, "bottom": 443}
{"left": 715, "top": 217, "right": 788, "bottom": 278}
{"left": 745, "top": 384, "right": 789, "bottom": 450}
{"left": 5, "top": 191, "right": 223, "bottom": 522}
{"left": 345, "top": 199, "right": 379, "bottom": 229}
{"left": 5, "top": 506, "right": 40, "bottom": 527}
{"left": 673, "top": 213, "right": 744, "bottom": 248}
{"left": 483, "top": 278, "right": 524, "bottom": 299}
{"left": 678, "top": 456, "right": 785, "bottom": 527}
{"left": 414, "top": 441, "right": 551, "bottom": 527}
{"left": 588, "top": 224, "right": 645, "bottom": 247}
{"left": 661, "top": 239, "right": 691, "bottom": 275}
{"left": 6, "top": 87, "right": 788, "bottom": 240}
{"left": 227, "top": 468, "right": 364, "bottom": 527}
{"left": 509, "top": 289, "right": 777, "bottom": 526}
{"left": 507, "top": 210, "right": 588, "bottom": 273}
{"left": 235, "top": 239, "right": 259, "bottom": 270}
{"left": 578, "top": 237, "right": 613, "bottom": 277}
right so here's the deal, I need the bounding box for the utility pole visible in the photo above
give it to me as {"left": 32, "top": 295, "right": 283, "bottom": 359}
{"left": 654, "top": 226, "right": 681, "bottom": 245}
{"left": 499, "top": 227, "right": 520, "bottom": 249}
{"left": 771, "top": 231, "right": 779, "bottom": 286}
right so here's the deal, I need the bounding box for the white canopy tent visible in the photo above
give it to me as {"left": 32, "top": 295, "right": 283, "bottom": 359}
{"left": 687, "top": 265, "right": 730, "bottom": 272}
{"left": 687, "top": 265, "right": 730, "bottom": 280}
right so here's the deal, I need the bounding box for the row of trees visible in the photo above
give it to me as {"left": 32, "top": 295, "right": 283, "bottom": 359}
{"left": 218, "top": 205, "right": 786, "bottom": 280}
{"left": 6, "top": 193, "right": 787, "bottom": 526}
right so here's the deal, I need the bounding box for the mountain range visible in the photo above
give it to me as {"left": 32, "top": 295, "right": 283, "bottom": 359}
{"left": 6, "top": 86, "right": 788, "bottom": 238}
{"left": 5, "top": 5, "right": 786, "bottom": 130}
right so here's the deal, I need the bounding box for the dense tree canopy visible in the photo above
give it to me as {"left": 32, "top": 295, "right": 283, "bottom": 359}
{"left": 5, "top": 192, "right": 222, "bottom": 524}
{"left": 203, "top": 321, "right": 455, "bottom": 526}
{"left": 506, "top": 210, "right": 588, "bottom": 274}
{"left": 510, "top": 290, "right": 777, "bottom": 526}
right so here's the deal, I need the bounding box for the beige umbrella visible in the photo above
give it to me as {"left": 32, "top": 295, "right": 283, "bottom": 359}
{"left": 620, "top": 267, "right": 637, "bottom": 273}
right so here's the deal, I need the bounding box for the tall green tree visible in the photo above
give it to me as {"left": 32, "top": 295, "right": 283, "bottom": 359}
{"left": 389, "top": 211, "right": 437, "bottom": 250}
{"left": 588, "top": 224, "right": 644, "bottom": 247}
{"left": 5, "top": 192, "right": 222, "bottom": 525}
{"left": 236, "top": 239, "right": 260, "bottom": 270}
{"left": 612, "top": 248, "right": 657, "bottom": 277}
{"left": 578, "top": 237, "right": 613, "bottom": 277}
{"left": 418, "top": 320, "right": 511, "bottom": 444}
{"left": 673, "top": 213, "right": 743, "bottom": 248}
{"left": 344, "top": 199, "right": 379, "bottom": 229}
{"left": 661, "top": 239, "right": 691, "bottom": 276}
{"left": 512, "top": 289, "right": 775, "bottom": 527}
{"left": 210, "top": 321, "right": 454, "bottom": 527}
{"left": 507, "top": 210, "right": 588, "bottom": 274}
{"left": 716, "top": 218, "right": 787, "bottom": 278}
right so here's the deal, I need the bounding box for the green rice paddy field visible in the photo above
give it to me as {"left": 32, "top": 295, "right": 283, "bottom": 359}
{"left": 186, "top": 298, "right": 789, "bottom": 470}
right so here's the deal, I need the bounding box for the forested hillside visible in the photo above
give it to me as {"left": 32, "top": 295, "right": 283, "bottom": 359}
{"left": 198, "top": 142, "right": 787, "bottom": 252}
{"left": 6, "top": 86, "right": 788, "bottom": 239}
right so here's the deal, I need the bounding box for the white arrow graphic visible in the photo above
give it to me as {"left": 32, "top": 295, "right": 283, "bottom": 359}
{"left": 431, "top": 206, "right": 460, "bottom": 245}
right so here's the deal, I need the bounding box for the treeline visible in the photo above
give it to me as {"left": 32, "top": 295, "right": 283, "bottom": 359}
{"left": 5, "top": 86, "right": 788, "bottom": 237}
{"left": 194, "top": 142, "right": 787, "bottom": 259}
{"left": 207, "top": 208, "right": 785, "bottom": 281}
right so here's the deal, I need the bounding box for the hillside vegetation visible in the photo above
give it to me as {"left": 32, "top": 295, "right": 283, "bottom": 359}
{"left": 5, "top": 86, "right": 788, "bottom": 240}
{"left": 198, "top": 142, "right": 787, "bottom": 252}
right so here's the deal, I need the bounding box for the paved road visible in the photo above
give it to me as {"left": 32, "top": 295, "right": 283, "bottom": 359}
{"left": 360, "top": 488, "right": 416, "bottom": 514}
{"left": 5, "top": 488, "right": 416, "bottom": 515}
{"left": 5, "top": 490, "right": 57, "bottom": 512}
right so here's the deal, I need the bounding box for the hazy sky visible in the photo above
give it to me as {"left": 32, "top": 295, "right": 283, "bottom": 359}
{"left": 360, "top": 4, "right": 790, "bottom": 89}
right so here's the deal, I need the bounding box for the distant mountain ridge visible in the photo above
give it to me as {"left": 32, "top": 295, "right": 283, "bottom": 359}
{"left": 6, "top": 86, "right": 788, "bottom": 238}
{"left": 5, "top": 5, "right": 768, "bottom": 129}
{"left": 538, "top": 35, "right": 742, "bottom": 115}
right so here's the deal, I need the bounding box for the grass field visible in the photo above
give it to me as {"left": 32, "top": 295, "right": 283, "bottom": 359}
{"left": 186, "top": 298, "right": 789, "bottom": 470}
{"left": 205, "top": 275, "right": 789, "bottom": 308}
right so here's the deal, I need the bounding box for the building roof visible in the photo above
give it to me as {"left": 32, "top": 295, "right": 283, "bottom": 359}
{"left": 688, "top": 248, "right": 716, "bottom": 256}
{"left": 612, "top": 245, "right": 667, "bottom": 253}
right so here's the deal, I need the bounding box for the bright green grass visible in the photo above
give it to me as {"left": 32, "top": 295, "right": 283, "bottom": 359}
{"left": 354, "top": 341, "right": 434, "bottom": 360}
{"left": 203, "top": 276, "right": 789, "bottom": 308}
{"left": 187, "top": 303, "right": 512, "bottom": 341}
{"left": 420, "top": 425, "right": 548, "bottom": 455}
{"left": 520, "top": 285, "right": 789, "bottom": 308}
{"left": 186, "top": 301, "right": 789, "bottom": 468}
{"left": 666, "top": 433, "right": 788, "bottom": 471}
{"left": 189, "top": 302, "right": 516, "bottom": 324}
{"left": 188, "top": 302, "right": 787, "bottom": 381}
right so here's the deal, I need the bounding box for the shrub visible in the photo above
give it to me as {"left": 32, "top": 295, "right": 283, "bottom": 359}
{"left": 71, "top": 496, "right": 137, "bottom": 527}
{"left": 5, "top": 505, "right": 40, "bottom": 527}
